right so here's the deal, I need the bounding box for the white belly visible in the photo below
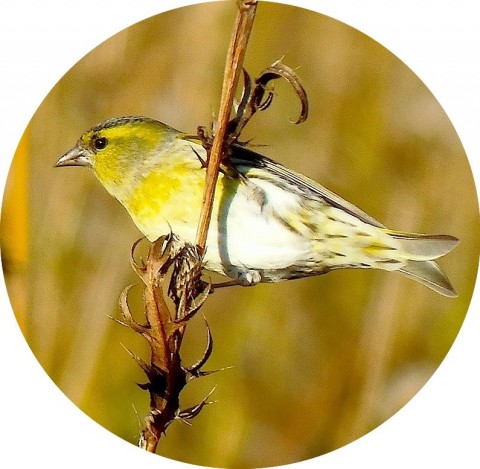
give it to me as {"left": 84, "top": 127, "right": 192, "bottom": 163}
{"left": 172, "top": 185, "right": 310, "bottom": 280}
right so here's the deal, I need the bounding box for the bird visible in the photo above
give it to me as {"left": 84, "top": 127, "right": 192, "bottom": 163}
{"left": 55, "top": 115, "right": 459, "bottom": 296}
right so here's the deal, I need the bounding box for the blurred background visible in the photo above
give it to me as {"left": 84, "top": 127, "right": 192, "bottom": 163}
{"left": 1, "top": 1, "right": 479, "bottom": 467}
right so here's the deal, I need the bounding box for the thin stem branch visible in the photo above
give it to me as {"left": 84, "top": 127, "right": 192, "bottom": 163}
{"left": 195, "top": 0, "right": 258, "bottom": 249}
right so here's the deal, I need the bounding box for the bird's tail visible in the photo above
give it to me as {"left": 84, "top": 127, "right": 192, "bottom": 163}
{"left": 388, "top": 232, "right": 459, "bottom": 297}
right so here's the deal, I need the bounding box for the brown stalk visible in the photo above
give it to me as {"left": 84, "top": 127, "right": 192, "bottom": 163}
{"left": 195, "top": 0, "right": 258, "bottom": 250}
{"left": 113, "top": 2, "right": 260, "bottom": 454}
{"left": 119, "top": 235, "right": 213, "bottom": 453}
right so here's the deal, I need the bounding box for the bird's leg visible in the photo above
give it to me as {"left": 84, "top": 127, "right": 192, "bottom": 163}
{"left": 212, "top": 269, "right": 262, "bottom": 289}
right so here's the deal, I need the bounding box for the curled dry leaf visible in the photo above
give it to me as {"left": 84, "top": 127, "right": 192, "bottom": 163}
{"left": 227, "top": 59, "right": 309, "bottom": 141}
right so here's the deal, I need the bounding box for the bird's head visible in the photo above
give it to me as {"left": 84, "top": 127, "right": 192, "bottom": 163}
{"left": 55, "top": 116, "right": 180, "bottom": 195}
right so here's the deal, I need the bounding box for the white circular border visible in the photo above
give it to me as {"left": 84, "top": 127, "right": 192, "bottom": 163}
{"left": 0, "top": 1, "right": 478, "bottom": 468}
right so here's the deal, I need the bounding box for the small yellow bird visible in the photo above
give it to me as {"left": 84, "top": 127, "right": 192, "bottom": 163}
{"left": 56, "top": 116, "right": 459, "bottom": 296}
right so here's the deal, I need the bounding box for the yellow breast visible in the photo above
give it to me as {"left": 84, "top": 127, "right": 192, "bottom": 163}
{"left": 124, "top": 157, "right": 237, "bottom": 243}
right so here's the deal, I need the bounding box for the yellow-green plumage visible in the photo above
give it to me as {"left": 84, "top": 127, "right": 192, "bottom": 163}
{"left": 56, "top": 116, "right": 459, "bottom": 296}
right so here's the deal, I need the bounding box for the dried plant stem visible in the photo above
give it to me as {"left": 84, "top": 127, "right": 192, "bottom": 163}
{"left": 195, "top": 0, "right": 258, "bottom": 250}
{"left": 116, "top": 1, "right": 260, "bottom": 454}
{"left": 119, "top": 237, "right": 211, "bottom": 453}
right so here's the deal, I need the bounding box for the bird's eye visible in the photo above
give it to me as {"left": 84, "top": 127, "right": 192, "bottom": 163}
{"left": 93, "top": 136, "right": 108, "bottom": 150}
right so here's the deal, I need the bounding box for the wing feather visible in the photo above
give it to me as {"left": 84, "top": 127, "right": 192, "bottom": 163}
{"left": 232, "top": 145, "right": 385, "bottom": 228}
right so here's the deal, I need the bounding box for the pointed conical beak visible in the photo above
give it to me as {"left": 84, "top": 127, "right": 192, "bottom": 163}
{"left": 55, "top": 146, "right": 92, "bottom": 168}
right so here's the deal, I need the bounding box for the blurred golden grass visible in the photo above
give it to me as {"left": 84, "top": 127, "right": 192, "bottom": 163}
{"left": 1, "top": 2, "right": 479, "bottom": 467}
{"left": 1, "top": 131, "right": 28, "bottom": 328}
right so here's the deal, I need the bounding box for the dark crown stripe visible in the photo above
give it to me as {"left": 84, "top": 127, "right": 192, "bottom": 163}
{"left": 90, "top": 116, "right": 157, "bottom": 133}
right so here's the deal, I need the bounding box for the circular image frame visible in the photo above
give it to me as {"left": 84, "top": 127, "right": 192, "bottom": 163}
{"left": 0, "top": 0, "right": 480, "bottom": 468}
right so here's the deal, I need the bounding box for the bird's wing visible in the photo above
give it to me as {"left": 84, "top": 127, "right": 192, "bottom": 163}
{"left": 231, "top": 145, "right": 385, "bottom": 229}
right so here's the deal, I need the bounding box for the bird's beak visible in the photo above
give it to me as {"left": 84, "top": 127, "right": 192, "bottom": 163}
{"left": 55, "top": 146, "right": 92, "bottom": 168}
